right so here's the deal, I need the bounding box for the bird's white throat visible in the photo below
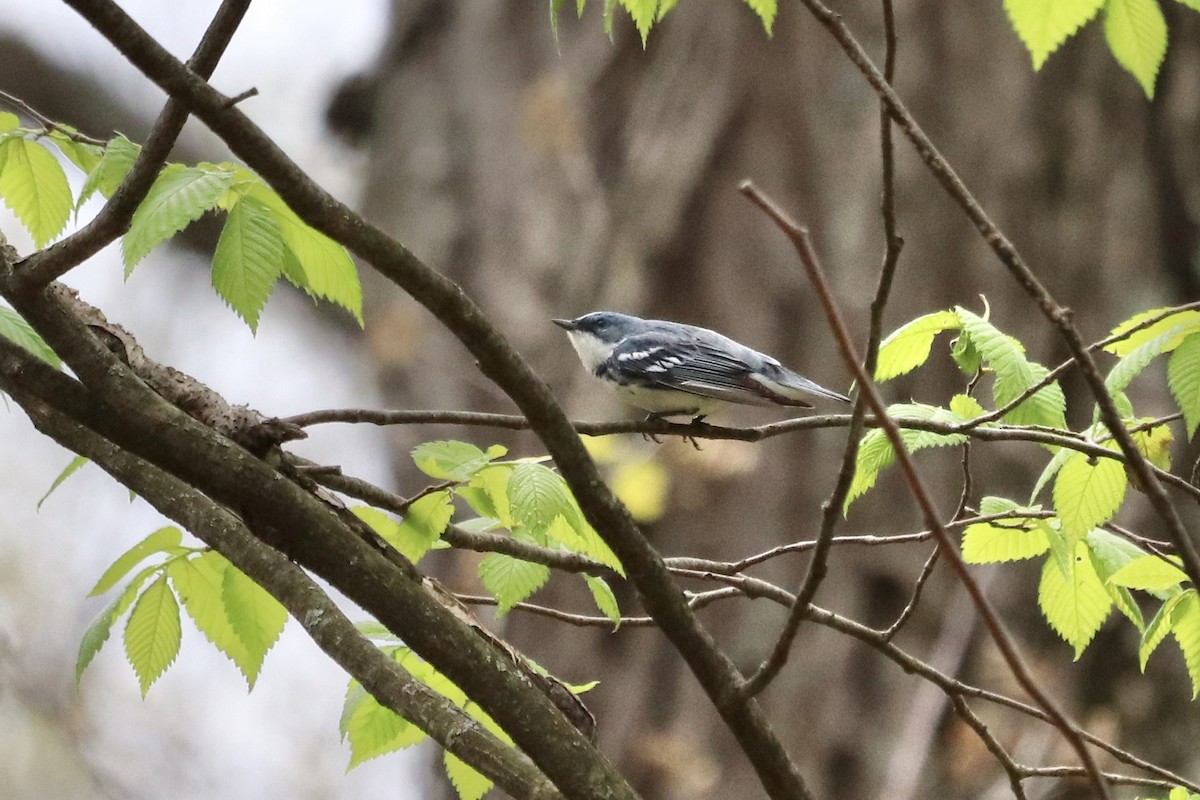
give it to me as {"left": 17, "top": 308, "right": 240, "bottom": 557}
{"left": 565, "top": 330, "right": 617, "bottom": 372}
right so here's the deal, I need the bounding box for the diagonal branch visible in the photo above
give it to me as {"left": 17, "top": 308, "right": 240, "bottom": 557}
{"left": 737, "top": 182, "right": 1112, "bottom": 799}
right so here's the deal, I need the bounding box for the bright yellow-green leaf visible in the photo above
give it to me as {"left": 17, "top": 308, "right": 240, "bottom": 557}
{"left": 123, "top": 164, "right": 234, "bottom": 273}
{"left": 508, "top": 462, "right": 574, "bottom": 534}
{"left": 464, "top": 465, "right": 514, "bottom": 527}
{"left": 546, "top": 514, "right": 624, "bottom": 574}
{"left": 46, "top": 130, "right": 103, "bottom": 174}
{"left": 246, "top": 183, "right": 363, "bottom": 325}
{"left": 123, "top": 575, "right": 182, "bottom": 696}
{"left": 584, "top": 574, "right": 621, "bottom": 628}
{"left": 1053, "top": 448, "right": 1127, "bottom": 538}
{"left": 478, "top": 552, "right": 550, "bottom": 615}
{"left": 88, "top": 526, "right": 183, "bottom": 597}
{"left": 342, "top": 682, "right": 427, "bottom": 769}
{"left": 1106, "top": 307, "right": 1200, "bottom": 356}
{"left": 962, "top": 516, "right": 1050, "bottom": 563}
{"left": 1168, "top": 333, "right": 1200, "bottom": 437}
{"left": 444, "top": 751, "right": 493, "bottom": 800}
{"left": 743, "top": 0, "right": 777, "bottom": 34}
{"left": 610, "top": 458, "right": 668, "bottom": 522}
{"left": 0, "top": 112, "right": 17, "bottom": 132}
{"left": 875, "top": 310, "right": 961, "bottom": 381}
{"left": 1130, "top": 422, "right": 1172, "bottom": 472}
{"left": 0, "top": 136, "right": 73, "bottom": 247}
{"left": 1105, "top": 325, "right": 1196, "bottom": 393}
{"left": 38, "top": 454, "right": 88, "bottom": 509}
{"left": 620, "top": 0, "right": 659, "bottom": 45}
{"left": 1004, "top": 0, "right": 1105, "bottom": 68}
{"left": 1110, "top": 555, "right": 1189, "bottom": 591}
{"left": 394, "top": 491, "right": 454, "bottom": 563}
{"left": 1170, "top": 590, "right": 1200, "bottom": 697}
{"left": 948, "top": 393, "right": 985, "bottom": 419}
{"left": 167, "top": 552, "right": 257, "bottom": 686}
{"left": 211, "top": 195, "right": 285, "bottom": 331}
{"left": 1085, "top": 528, "right": 1148, "bottom": 629}
{"left": 77, "top": 134, "right": 141, "bottom": 208}
{"left": 1104, "top": 0, "right": 1168, "bottom": 99}
{"left": 76, "top": 564, "right": 156, "bottom": 683}
{"left": 221, "top": 564, "right": 287, "bottom": 687}
{"left": 1140, "top": 591, "right": 1186, "bottom": 670}
{"left": 1038, "top": 543, "right": 1112, "bottom": 659}
{"left": 0, "top": 305, "right": 60, "bottom": 369}
{"left": 412, "top": 440, "right": 502, "bottom": 481}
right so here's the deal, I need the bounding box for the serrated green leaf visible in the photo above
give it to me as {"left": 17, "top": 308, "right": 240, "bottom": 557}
{"left": 412, "top": 440, "right": 502, "bottom": 481}
{"left": 38, "top": 454, "right": 88, "bottom": 509}
{"left": 0, "top": 305, "right": 60, "bottom": 368}
{"left": 620, "top": 0, "right": 659, "bottom": 45}
{"left": 1030, "top": 445, "right": 1074, "bottom": 503}
{"left": 951, "top": 331, "right": 984, "bottom": 375}
{"left": 211, "top": 195, "right": 285, "bottom": 331}
{"left": 123, "top": 575, "right": 182, "bottom": 695}
{"left": 467, "top": 465, "right": 513, "bottom": 527}
{"left": 584, "top": 574, "right": 621, "bottom": 628}
{"left": 547, "top": 514, "right": 625, "bottom": 574}
{"left": 874, "top": 310, "right": 961, "bottom": 381}
{"left": 89, "top": 526, "right": 183, "bottom": 597}
{"left": 1109, "top": 554, "right": 1189, "bottom": 590}
{"left": 246, "top": 183, "right": 363, "bottom": 325}
{"left": 0, "top": 112, "right": 17, "bottom": 133}
{"left": 1168, "top": 333, "right": 1200, "bottom": 438}
{"left": 167, "top": 552, "right": 261, "bottom": 685}
{"left": 1105, "top": 325, "right": 1193, "bottom": 394}
{"left": 354, "top": 621, "right": 402, "bottom": 641}
{"left": 845, "top": 403, "right": 969, "bottom": 511}
{"left": 0, "top": 136, "right": 72, "bottom": 247}
{"left": 478, "top": 553, "right": 550, "bottom": 615}
{"left": 76, "top": 566, "right": 154, "bottom": 683}
{"left": 962, "top": 503, "right": 1050, "bottom": 564}
{"left": 1038, "top": 542, "right": 1112, "bottom": 659}
{"left": 342, "top": 684, "right": 427, "bottom": 770}
{"left": 1086, "top": 529, "right": 1146, "bottom": 629}
{"left": 1107, "top": 307, "right": 1200, "bottom": 356}
{"left": 1141, "top": 591, "right": 1186, "bottom": 669}
{"left": 1003, "top": 0, "right": 1105, "bottom": 68}
{"left": 1104, "top": 0, "right": 1168, "bottom": 99}
{"left": 1170, "top": 590, "right": 1200, "bottom": 697}
{"left": 444, "top": 751, "right": 493, "bottom": 800}
{"left": 122, "top": 164, "right": 234, "bottom": 273}
{"left": 394, "top": 491, "right": 454, "bottom": 563}
{"left": 77, "top": 134, "right": 141, "bottom": 208}
{"left": 949, "top": 393, "right": 985, "bottom": 419}
{"left": 744, "top": 0, "right": 777, "bottom": 34}
{"left": 1053, "top": 448, "right": 1127, "bottom": 538}
{"left": 46, "top": 130, "right": 103, "bottom": 174}
{"left": 509, "top": 462, "right": 575, "bottom": 533}
{"left": 221, "top": 564, "right": 287, "bottom": 687}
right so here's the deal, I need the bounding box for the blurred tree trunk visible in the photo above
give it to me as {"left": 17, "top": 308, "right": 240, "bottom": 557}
{"left": 351, "top": 2, "right": 1200, "bottom": 797}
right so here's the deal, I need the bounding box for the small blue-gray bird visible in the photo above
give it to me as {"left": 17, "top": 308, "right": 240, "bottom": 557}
{"left": 553, "top": 311, "right": 850, "bottom": 421}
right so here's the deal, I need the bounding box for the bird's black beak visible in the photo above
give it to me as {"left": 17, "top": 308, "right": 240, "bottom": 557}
{"left": 552, "top": 318, "right": 578, "bottom": 331}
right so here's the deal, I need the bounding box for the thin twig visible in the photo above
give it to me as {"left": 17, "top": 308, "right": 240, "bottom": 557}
{"left": 0, "top": 89, "right": 109, "bottom": 146}
{"left": 882, "top": 546, "right": 939, "bottom": 642}
{"left": 737, "top": 182, "right": 1112, "bottom": 799}
{"left": 949, "top": 695, "right": 1029, "bottom": 800}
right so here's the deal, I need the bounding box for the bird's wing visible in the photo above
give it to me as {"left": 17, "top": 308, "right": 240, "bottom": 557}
{"left": 603, "top": 334, "right": 813, "bottom": 408}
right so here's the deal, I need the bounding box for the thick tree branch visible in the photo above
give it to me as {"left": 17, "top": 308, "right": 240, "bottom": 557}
{"left": 53, "top": 3, "right": 816, "bottom": 797}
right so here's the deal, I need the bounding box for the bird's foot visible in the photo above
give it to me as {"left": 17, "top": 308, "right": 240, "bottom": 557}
{"left": 684, "top": 415, "right": 709, "bottom": 450}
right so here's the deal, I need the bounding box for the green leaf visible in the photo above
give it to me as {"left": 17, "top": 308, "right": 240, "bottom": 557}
{"left": 77, "top": 134, "right": 141, "bottom": 207}
{"left": 0, "top": 112, "right": 17, "bottom": 133}
{"left": 1105, "top": 325, "right": 1193, "bottom": 394}
{"left": 0, "top": 136, "right": 73, "bottom": 247}
{"left": 465, "top": 465, "right": 514, "bottom": 527}
{"left": 620, "top": 0, "right": 659, "bottom": 45}
{"left": 221, "top": 564, "right": 287, "bottom": 687}
{"left": 845, "top": 403, "right": 970, "bottom": 511}
{"left": 88, "top": 526, "right": 183, "bottom": 597}
{"left": 167, "top": 552, "right": 259, "bottom": 685}
{"left": 46, "top": 130, "right": 103, "bottom": 174}
{"left": 584, "top": 574, "right": 621, "bottom": 627}
{"left": 874, "top": 310, "right": 961, "bottom": 381}
{"left": 122, "top": 164, "right": 234, "bottom": 273}
{"left": 211, "top": 196, "right": 285, "bottom": 331}
{"left": 1109, "top": 554, "right": 1189, "bottom": 591}
{"left": 394, "top": 491, "right": 454, "bottom": 563}
{"left": 1104, "top": 0, "right": 1168, "bottom": 99}
{"left": 246, "top": 183, "right": 363, "bottom": 325}
{"left": 412, "top": 440, "right": 503, "bottom": 481}
{"left": 961, "top": 498, "right": 1050, "bottom": 563}
{"left": 1177, "top": 0, "right": 1200, "bottom": 11}
{"left": 1053, "top": 448, "right": 1127, "bottom": 539}
{"left": 547, "top": 514, "right": 625, "bottom": 574}
{"left": 0, "top": 305, "right": 60, "bottom": 368}
{"left": 1170, "top": 590, "right": 1200, "bottom": 697}
{"left": 948, "top": 393, "right": 985, "bottom": 419}
{"left": 38, "top": 454, "right": 88, "bottom": 509}
{"left": 1038, "top": 542, "right": 1112, "bottom": 659}
{"left": 123, "top": 575, "right": 182, "bottom": 695}
{"left": 1168, "top": 333, "right": 1200, "bottom": 438}
{"left": 1140, "top": 591, "right": 1186, "bottom": 669}
{"left": 342, "top": 682, "right": 427, "bottom": 769}
{"left": 1030, "top": 444, "right": 1075, "bottom": 503}
{"left": 957, "top": 308, "right": 1066, "bottom": 431}
{"left": 1106, "top": 307, "right": 1200, "bottom": 356}
{"left": 1085, "top": 528, "right": 1147, "bottom": 629}
{"left": 478, "top": 553, "right": 550, "bottom": 615}
{"left": 1003, "top": 0, "right": 1105, "bottom": 68}
{"left": 444, "top": 751, "right": 493, "bottom": 800}
{"left": 76, "top": 567, "right": 153, "bottom": 683}
{"left": 509, "top": 462, "right": 575, "bottom": 534}
{"left": 743, "top": 0, "right": 778, "bottom": 34}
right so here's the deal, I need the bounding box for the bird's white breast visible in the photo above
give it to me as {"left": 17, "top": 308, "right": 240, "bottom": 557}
{"left": 565, "top": 330, "right": 617, "bottom": 371}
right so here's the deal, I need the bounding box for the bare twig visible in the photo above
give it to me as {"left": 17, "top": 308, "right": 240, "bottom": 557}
{"left": 882, "top": 546, "right": 939, "bottom": 642}
{"left": 948, "top": 695, "right": 1029, "bottom": 800}
{"left": 737, "top": 182, "right": 1112, "bottom": 798}
{"left": 0, "top": 89, "right": 108, "bottom": 146}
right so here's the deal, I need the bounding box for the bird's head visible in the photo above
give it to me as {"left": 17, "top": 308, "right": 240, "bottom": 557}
{"left": 553, "top": 311, "right": 643, "bottom": 371}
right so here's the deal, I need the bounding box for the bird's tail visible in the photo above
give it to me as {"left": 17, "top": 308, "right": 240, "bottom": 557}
{"left": 755, "top": 367, "right": 851, "bottom": 405}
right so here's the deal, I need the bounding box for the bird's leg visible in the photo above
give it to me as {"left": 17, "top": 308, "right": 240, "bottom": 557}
{"left": 684, "top": 414, "right": 710, "bottom": 451}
